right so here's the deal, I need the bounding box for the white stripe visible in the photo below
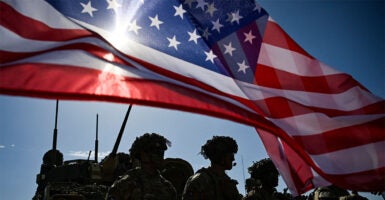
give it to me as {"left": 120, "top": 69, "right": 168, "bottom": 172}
{"left": 3, "top": 0, "right": 82, "bottom": 29}
{"left": 13, "top": 50, "right": 141, "bottom": 77}
{"left": 259, "top": 43, "right": 341, "bottom": 76}
{"left": 0, "top": 26, "right": 60, "bottom": 52}
{"left": 311, "top": 141, "right": 385, "bottom": 174}
{"left": 268, "top": 113, "right": 384, "bottom": 136}
{"left": 0, "top": 25, "right": 113, "bottom": 53}
{"left": 240, "top": 81, "right": 383, "bottom": 111}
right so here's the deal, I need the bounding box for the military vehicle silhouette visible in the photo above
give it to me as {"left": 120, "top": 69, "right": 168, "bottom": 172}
{"left": 33, "top": 102, "right": 133, "bottom": 200}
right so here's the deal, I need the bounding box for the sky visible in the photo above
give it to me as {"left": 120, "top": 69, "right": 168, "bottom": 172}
{"left": 0, "top": 0, "right": 384, "bottom": 199}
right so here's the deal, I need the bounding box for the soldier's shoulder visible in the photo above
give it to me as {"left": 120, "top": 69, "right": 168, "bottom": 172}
{"left": 189, "top": 168, "right": 211, "bottom": 181}
{"left": 111, "top": 168, "right": 142, "bottom": 187}
{"left": 184, "top": 168, "right": 212, "bottom": 189}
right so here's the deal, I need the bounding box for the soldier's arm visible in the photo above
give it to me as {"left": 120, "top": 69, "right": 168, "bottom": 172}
{"left": 105, "top": 175, "right": 136, "bottom": 200}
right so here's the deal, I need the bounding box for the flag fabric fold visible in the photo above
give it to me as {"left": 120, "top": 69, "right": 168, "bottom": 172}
{"left": 1, "top": 0, "right": 384, "bottom": 194}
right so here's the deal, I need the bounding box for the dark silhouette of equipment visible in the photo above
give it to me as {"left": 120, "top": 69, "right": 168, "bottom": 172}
{"left": 33, "top": 102, "right": 133, "bottom": 200}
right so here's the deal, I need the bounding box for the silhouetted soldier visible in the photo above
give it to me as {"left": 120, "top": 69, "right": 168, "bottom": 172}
{"left": 182, "top": 135, "right": 242, "bottom": 200}
{"left": 308, "top": 185, "right": 368, "bottom": 200}
{"left": 243, "top": 158, "right": 289, "bottom": 200}
{"left": 33, "top": 149, "right": 64, "bottom": 200}
{"left": 105, "top": 133, "right": 177, "bottom": 200}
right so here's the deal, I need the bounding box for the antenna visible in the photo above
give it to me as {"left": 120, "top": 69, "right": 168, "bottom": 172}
{"left": 241, "top": 155, "right": 246, "bottom": 194}
{"left": 52, "top": 100, "right": 59, "bottom": 150}
{"left": 95, "top": 114, "right": 99, "bottom": 162}
{"left": 111, "top": 105, "right": 132, "bottom": 156}
{"left": 87, "top": 150, "right": 92, "bottom": 161}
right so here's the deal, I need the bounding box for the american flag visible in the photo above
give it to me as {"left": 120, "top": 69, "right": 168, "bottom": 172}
{"left": 1, "top": 0, "right": 384, "bottom": 195}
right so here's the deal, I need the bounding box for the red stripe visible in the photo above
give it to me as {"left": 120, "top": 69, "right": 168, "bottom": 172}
{"left": 255, "top": 64, "right": 368, "bottom": 94}
{"left": 259, "top": 128, "right": 385, "bottom": 193}
{"left": 327, "top": 166, "right": 385, "bottom": 192}
{"left": 263, "top": 20, "right": 312, "bottom": 58}
{"left": 0, "top": 42, "right": 129, "bottom": 66}
{"left": 293, "top": 117, "right": 385, "bottom": 154}
{"left": 0, "top": 2, "right": 91, "bottom": 41}
{"left": 252, "top": 96, "right": 385, "bottom": 118}
{"left": 0, "top": 63, "right": 275, "bottom": 130}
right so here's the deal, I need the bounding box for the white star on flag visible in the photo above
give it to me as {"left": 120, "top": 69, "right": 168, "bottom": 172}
{"left": 196, "top": 0, "right": 208, "bottom": 11}
{"left": 106, "top": 0, "right": 121, "bottom": 13}
{"left": 128, "top": 20, "right": 142, "bottom": 34}
{"left": 244, "top": 30, "right": 256, "bottom": 44}
{"left": 206, "top": 3, "right": 217, "bottom": 17}
{"left": 174, "top": 4, "right": 186, "bottom": 19}
{"left": 205, "top": 50, "right": 217, "bottom": 63}
{"left": 237, "top": 60, "right": 249, "bottom": 74}
{"left": 188, "top": 29, "right": 201, "bottom": 44}
{"left": 80, "top": 1, "right": 97, "bottom": 17}
{"left": 231, "top": 10, "right": 243, "bottom": 24}
{"left": 167, "top": 35, "right": 181, "bottom": 50}
{"left": 149, "top": 14, "right": 163, "bottom": 30}
{"left": 223, "top": 42, "right": 236, "bottom": 56}
{"left": 211, "top": 18, "right": 223, "bottom": 33}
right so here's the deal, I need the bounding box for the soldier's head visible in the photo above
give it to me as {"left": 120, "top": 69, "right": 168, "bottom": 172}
{"left": 129, "top": 133, "right": 171, "bottom": 168}
{"left": 43, "top": 149, "right": 63, "bottom": 166}
{"left": 201, "top": 136, "right": 238, "bottom": 170}
{"left": 248, "top": 158, "right": 279, "bottom": 188}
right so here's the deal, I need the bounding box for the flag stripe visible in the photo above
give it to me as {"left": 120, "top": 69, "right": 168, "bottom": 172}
{"left": 310, "top": 141, "right": 385, "bottom": 174}
{"left": 270, "top": 112, "right": 385, "bottom": 137}
{"left": 2, "top": 0, "right": 81, "bottom": 29}
{"left": 263, "top": 18, "right": 312, "bottom": 58}
{"left": 0, "top": 63, "right": 270, "bottom": 128}
{"left": 252, "top": 96, "right": 385, "bottom": 118}
{"left": 0, "top": 2, "right": 90, "bottom": 41}
{"left": 255, "top": 64, "right": 366, "bottom": 94}
{"left": 325, "top": 166, "right": 385, "bottom": 191}
{"left": 258, "top": 43, "right": 339, "bottom": 77}
{"left": 295, "top": 118, "right": 385, "bottom": 154}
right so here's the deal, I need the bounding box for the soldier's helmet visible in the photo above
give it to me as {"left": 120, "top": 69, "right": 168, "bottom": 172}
{"left": 161, "top": 158, "right": 194, "bottom": 198}
{"left": 200, "top": 136, "right": 238, "bottom": 164}
{"left": 129, "top": 133, "right": 171, "bottom": 161}
{"left": 248, "top": 158, "right": 279, "bottom": 188}
{"left": 311, "top": 185, "right": 350, "bottom": 200}
{"left": 42, "top": 149, "right": 63, "bottom": 166}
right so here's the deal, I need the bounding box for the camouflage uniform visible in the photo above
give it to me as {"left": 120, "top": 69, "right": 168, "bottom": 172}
{"left": 182, "top": 136, "right": 242, "bottom": 200}
{"left": 183, "top": 167, "right": 242, "bottom": 200}
{"left": 106, "top": 167, "right": 177, "bottom": 200}
{"left": 105, "top": 133, "right": 177, "bottom": 200}
{"left": 310, "top": 185, "right": 368, "bottom": 200}
{"left": 243, "top": 188, "right": 280, "bottom": 200}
